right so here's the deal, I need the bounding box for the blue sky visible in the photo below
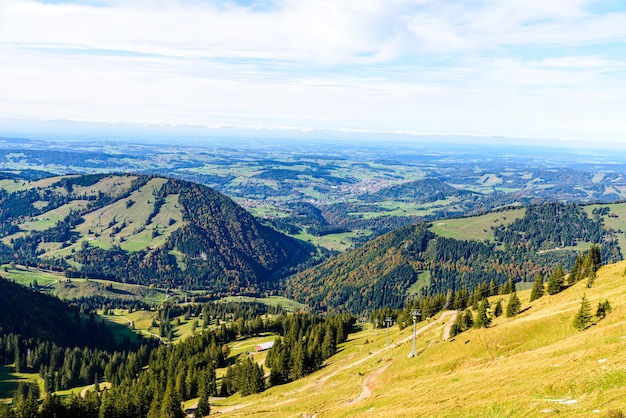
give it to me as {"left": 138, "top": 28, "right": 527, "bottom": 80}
{"left": 1, "top": 0, "right": 625, "bottom": 143}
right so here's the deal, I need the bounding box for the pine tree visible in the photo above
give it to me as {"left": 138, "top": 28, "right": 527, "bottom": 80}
{"left": 160, "top": 380, "right": 185, "bottom": 418}
{"left": 13, "top": 384, "right": 39, "bottom": 418}
{"left": 499, "top": 277, "right": 514, "bottom": 295}
{"left": 573, "top": 294, "right": 592, "bottom": 331}
{"left": 529, "top": 273, "right": 545, "bottom": 301}
{"left": 321, "top": 328, "right": 335, "bottom": 360}
{"left": 585, "top": 246, "right": 601, "bottom": 288}
{"left": 146, "top": 389, "right": 163, "bottom": 418}
{"left": 195, "top": 383, "right": 210, "bottom": 418}
{"left": 99, "top": 390, "right": 116, "bottom": 418}
{"left": 596, "top": 299, "right": 612, "bottom": 319}
{"left": 506, "top": 291, "right": 521, "bottom": 318}
{"left": 569, "top": 255, "right": 583, "bottom": 284}
{"left": 588, "top": 244, "right": 602, "bottom": 271}
{"left": 13, "top": 345, "right": 21, "bottom": 374}
{"left": 289, "top": 340, "right": 307, "bottom": 380}
{"left": 474, "top": 299, "right": 491, "bottom": 328}
{"left": 546, "top": 265, "right": 565, "bottom": 295}
{"left": 40, "top": 393, "right": 66, "bottom": 417}
{"left": 586, "top": 260, "right": 597, "bottom": 288}
{"left": 248, "top": 360, "right": 265, "bottom": 395}
{"left": 0, "top": 403, "right": 16, "bottom": 418}
{"left": 489, "top": 279, "right": 497, "bottom": 297}
{"left": 462, "top": 308, "right": 474, "bottom": 330}
{"left": 450, "top": 310, "right": 467, "bottom": 337}
{"left": 493, "top": 299, "right": 503, "bottom": 317}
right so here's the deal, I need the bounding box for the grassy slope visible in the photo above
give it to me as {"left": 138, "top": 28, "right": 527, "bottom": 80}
{"left": 0, "top": 366, "right": 43, "bottom": 402}
{"left": 213, "top": 261, "right": 626, "bottom": 417}
{"left": 585, "top": 203, "right": 626, "bottom": 259}
{"left": 1, "top": 265, "right": 168, "bottom": 303}
{"left": 1, "top": 176, "right": 185, "bottom": 257}
{"left": 220, "top": 295, "right": 308, "bottom": 312}
{"left": 428, "top": 208, "right": 525, "bottom": 242}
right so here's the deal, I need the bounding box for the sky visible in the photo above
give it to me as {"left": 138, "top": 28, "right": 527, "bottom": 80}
{"left": 1, "top": 0, "right": 626, "bottom": 143}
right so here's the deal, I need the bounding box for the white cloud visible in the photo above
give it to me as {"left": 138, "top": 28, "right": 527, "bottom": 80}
{"left": 1, "top": 0, "right": 626, "bottom": 142}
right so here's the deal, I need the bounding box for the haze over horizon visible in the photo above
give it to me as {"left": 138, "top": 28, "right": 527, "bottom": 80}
{"left": 1, "top": 0, "right": 625, "bottom": 144}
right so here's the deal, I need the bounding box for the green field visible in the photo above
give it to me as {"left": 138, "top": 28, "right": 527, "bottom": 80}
{"left": 220, "top": 295, "right": 308, "bottom": 312}
{"left": 0, "top": 265, "right": 169, "bottom": 304}
{"left": 295, "top": 229, "right": 372, "bottom": 252}
{"left": 584, "top": 202, "right": 626, "bottom": 259}
{"left": 0, "top": 366, "right": 43, "bottom": 402}
{"left": 429, "top": 208, "right": 525, "bottom": 242}
{"left": 407, "top": 270, "right": 431, "bottom": 295}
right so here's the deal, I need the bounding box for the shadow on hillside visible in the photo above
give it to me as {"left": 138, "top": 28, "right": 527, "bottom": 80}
{"left": 106, "top": 287, "right": 133, "bottom": 296}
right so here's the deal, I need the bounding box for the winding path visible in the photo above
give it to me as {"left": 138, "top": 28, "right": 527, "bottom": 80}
{"left": 442, "top": 310, "right": 458, "bottom": 341}
{"left": 113, "top": 312, "right": 166, "bottom": 343}
{"left": 214, "top": 310, "right": 457, "bottom": 414}
{"left": 344, "top": 363, "right": 391, "bottom": 405}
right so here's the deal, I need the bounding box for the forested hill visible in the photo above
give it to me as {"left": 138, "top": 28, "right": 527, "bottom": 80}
{"left": 285, "top": 224, "right": 518, "bottom": 312}
{"left": 286, "top": 202, "right": 622, "bottom": 313}
{"left": 0, "top": 277, "right": 116, "bottom": 348}
{"left": 0, "top": 174, "right": 314, "bottom": 294}
{"left": 359, "top": 178, "right": 474, "bottom": 203}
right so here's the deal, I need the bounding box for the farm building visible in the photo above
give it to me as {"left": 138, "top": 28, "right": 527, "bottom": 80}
{"left": 255, "top": 341, "right": 275, "bottom": 352}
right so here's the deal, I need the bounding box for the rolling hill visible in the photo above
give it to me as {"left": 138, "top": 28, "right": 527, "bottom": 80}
{"left": 0, "top": 174, "right": 314, "bottom": 294}
{"left": 212, "top": 260, "right": 626, "bottom": 417}
{"left": 286, "top": 202, "right": 622, "bottom": 312}
{"left": 359, "top": 178, "right": 475, "bottom": 203}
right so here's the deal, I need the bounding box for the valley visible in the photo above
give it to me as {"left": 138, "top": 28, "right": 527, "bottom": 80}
{"left": 3, "top": 0, "right": 625, "bottom": 415}
{"left": 2, "top": 140, "right": 626, "bottom": 417}
{"left": 4, "top": 137, "right": 626, "bottom": 249}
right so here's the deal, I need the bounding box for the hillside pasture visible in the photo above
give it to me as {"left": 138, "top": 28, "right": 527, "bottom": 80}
{"left": 0, "top": 265, "right": 168, "bottom": 304}
{"left": 220, "top": 295, "right": 308, "bottom": 312}
{"left": 429, "top": 208, "right": 525, "bottom": 242}
{"left": 214, "top": 261, "right": 626, "bottom": 417}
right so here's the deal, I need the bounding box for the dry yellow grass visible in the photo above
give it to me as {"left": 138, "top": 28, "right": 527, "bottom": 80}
{"left": 212, "top": 261, "right": 626, "bottom": 417}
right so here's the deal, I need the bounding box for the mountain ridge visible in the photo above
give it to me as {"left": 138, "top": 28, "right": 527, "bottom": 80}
{"left": 0, "top": 174, "right": 314, "bottom": 294}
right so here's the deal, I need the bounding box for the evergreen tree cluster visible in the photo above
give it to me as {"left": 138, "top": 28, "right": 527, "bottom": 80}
{"left": 0, "top": 334, "right": 148, "bottom": 393}
{"left": 1, "top": 303, "right": 354, "bottom": 418}
{"left": 265, "top": 314, "right": 354, "bottom": 387}
{"left": 220, "top": 356, "right": 265, "bottom": 396}
{"left": 569, "top": 245, "right": 602, "bottom": 287}
{"left": 0, "top": 279, "right": 117, "bottom": 348}
{"left": 573, "top": 295, "right": 612, "bottom": 331}
{"left": 492, "top": 203, "right": 603, "bottom": 250}
{"left": 449, "top": 309, "right": 474, "bottom": 337}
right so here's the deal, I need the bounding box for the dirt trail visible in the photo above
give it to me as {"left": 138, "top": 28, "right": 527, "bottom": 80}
{"left": 442, "top": 310, "right": 458, "bottom": 341}
{"left": 113, "top": 312, "right": 166, "bottom": 343}
{"left": 214, "top": 310, "right": 456, "bottom": 414}
{"left": 314, "top": 310, "right": 456, "bottom": 387}
{"left": 344, "top": 363, "right": 390, "bottom": 405}
{"left": 80, "top": 384, "right": 95, "bottom": 398}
